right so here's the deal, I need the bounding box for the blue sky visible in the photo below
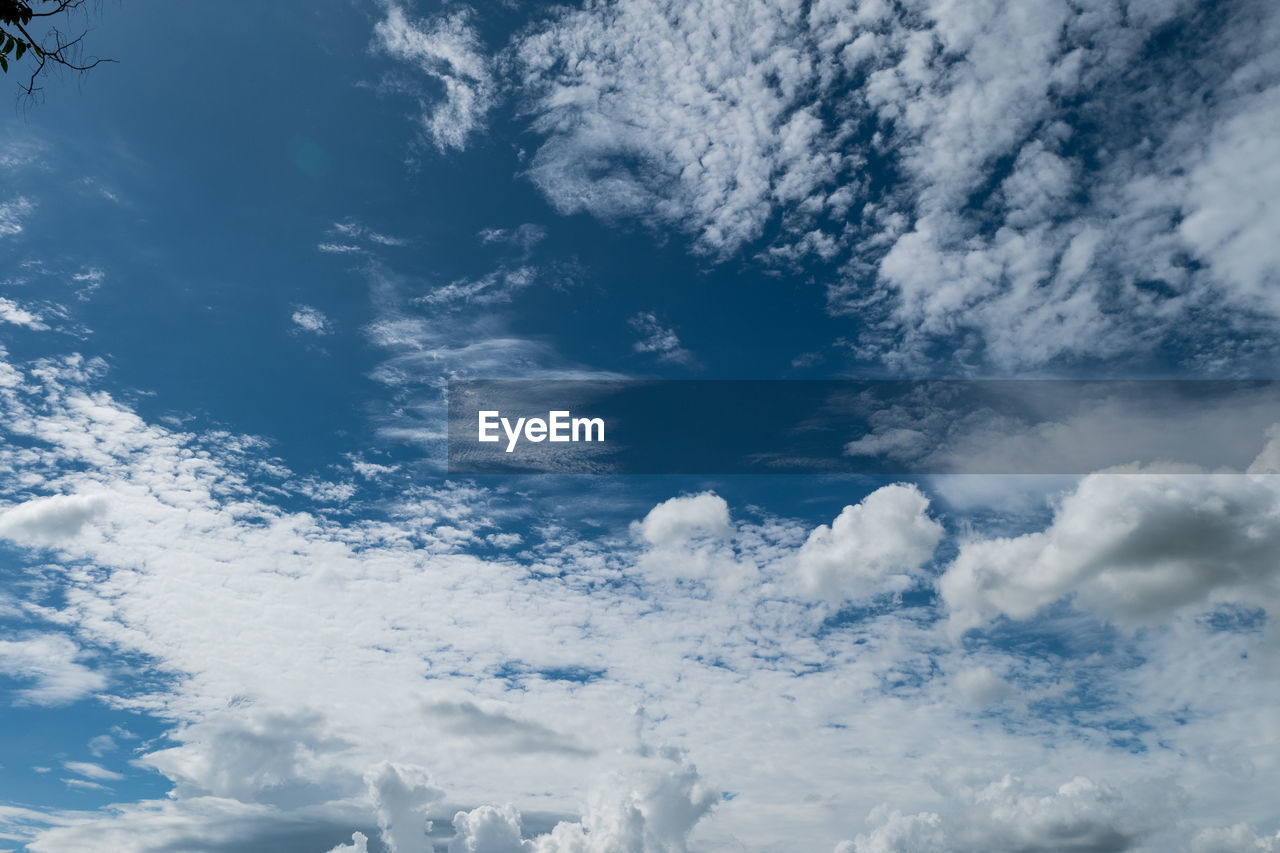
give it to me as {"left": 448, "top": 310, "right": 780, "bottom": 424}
{"left": 1, "top": 0, "right": 1280, "bottom": 851}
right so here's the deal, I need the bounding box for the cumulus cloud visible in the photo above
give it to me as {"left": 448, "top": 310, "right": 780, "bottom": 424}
{"left": 327, "top": 831, "right": 370, "bottom": 853}
{"left": 374, "top": 5, "right": 495, "bottom": 152}
{"left": 838, "top": 775, "right": 1166, "bottom": 853}
{"left": 365, "top": 762, "right": 443, "bottom": 853}
{"left": 796, "top": 484, "right": 943, "bottom": 603}
{"left": 449, "top": 804, "right": 528, "bottom": 853}
{"left": 940, "top": 468, "right": 1280, "bottom": 637}
{"left": 0, "top": 493, "right": 109, "bottom": 543}
{"left": 836, "top": 806, "right": 944, "bottom": 853}
{"left": 524, "top": 761, "right": 717, "bottom": 853}
{"left": 634, "top": 492, "right": 732, "bottom": 547}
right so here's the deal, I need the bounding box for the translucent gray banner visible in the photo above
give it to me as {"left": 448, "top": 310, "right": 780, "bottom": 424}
{"left": 446, "top": 380, "right": 1280, "bottom": 475}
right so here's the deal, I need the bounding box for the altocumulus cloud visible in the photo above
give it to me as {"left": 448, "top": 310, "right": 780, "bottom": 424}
{"left": 372, "top": 0, "right": 1280, "bottom": 369}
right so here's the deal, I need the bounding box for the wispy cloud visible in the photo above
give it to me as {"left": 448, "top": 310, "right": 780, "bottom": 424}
{"left": 0, "top": 196, "right": 33, "bottom": 237}
{"left": 629, "top": 311, "right": 695, "bottom": 366}
{"left": 374, "top": 5, "right": 496, "bottom": 152}
{"left": 62, "top": 762, "right": 123, "bottom": 782}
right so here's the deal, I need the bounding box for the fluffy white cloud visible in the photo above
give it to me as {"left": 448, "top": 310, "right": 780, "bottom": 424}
{"left": 374, "top": 5, "right": 495, "bottom": 152}
{"left": 940, "top": 467, "right": 1280, "bottom": 637}
{"left": 0, "top": 296, "right": 47, "bottom": 329}
{"left": 327, "top": 831, "right": 370, "bottom": 853}
{"left": 0, "top": 493, "right": 109, "bottom": 543}
{"left": 838, "top": 775, "right": 1167, "bottom": 853}
{"left": 449, "top": 804, "right": 528, "bottom": 853}
{"left": 0, "top": 634, "right": 106, "bottom": 706}
{"left": 365, "top": 762, "right": 443, "bottom": 853}
{"left": 634, "top": 492, "right": 732, "bottom": 547}
{"left": 796, "top": 484, "right": 942, "bottom": 603}
{"left": 836, "top": 807, "right": 944, "bottom": 853}
{"left": 525, "top": 762, "right": 717, "bottom": 853}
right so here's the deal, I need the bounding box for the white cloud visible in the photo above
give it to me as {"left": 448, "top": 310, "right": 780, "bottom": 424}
{"left": 634, "top": 492, "right": 731, "bottom": 547}
{"left": 375, "top": 5, "right": 495, "bottom": 152}
{"left": 420, "top": 267, "right": 537, "bottom": 307}
{"left": 516, "top": 0, "right": 847, "bottom": 257}
{"left": 628, "top": 313, "right": 694, "bottom": 366}
{"left": 508, "top": 0, "right": 1280, "bottom": 368}
{"left": 940, "top": 467, "right": 1280, "bottom": 638}
{"left": 292, "top": 306, "right": 332, "bottom": 335}
{"left": 796, "top": 484, "right": 942, "bottom": 603}
{"left": 478, "top": 225, "right": 547, "bottom": 255}
{"left": 837, "top": 806, "right": 944, "bottom": 853}
{"left": 0, "top": 493, "right": 108, "bottom": 543}
{"left": 88, "top": 735, "right": 117, "bottom": 757}
{"left": 485, "top": 533, "right": 522, "bottom": 549}
{"left": 950, "top": 666, "right": 1011, "bottom": 709}
{"left": 63, "top": 761, "right": 123, "bottom": 782}
{"left": 327, "top": 831, "right": 370, "bottom": 853}
{"left": 0, "top": 196, "right": 33, "bottom": 236}
{"left": 0, "top": 296, "right": 48, "bottom": 330}
{"left": 525, "top": 760, "right": 717, "bottom": 853}
{"left": 4, "top": 349, "right": 1280, "bottom": 850}
{"left": 838, "top": 775, "right": 1168, "bottom": 853}
{"left": 448, "top": 804, "right": 528, "bottom": 853}
{"left": 20, "top": 797, "right": 361, "bottom": 853}
{"left": 0, "top": 634, "right": 106, "bottom": 706}
{"left": 365, "top": 762, "right": 443, "bottom": 853}
{"left": 1177, "top": 63, "right": 1280, "bottom": 315}
{"left": 318, "top": 242, "right": 364, "bottom": 255}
